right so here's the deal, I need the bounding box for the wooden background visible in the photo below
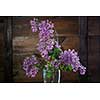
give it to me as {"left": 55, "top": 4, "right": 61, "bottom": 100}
{"left": 0, "top": 16, "right": 100, "bottom": 82}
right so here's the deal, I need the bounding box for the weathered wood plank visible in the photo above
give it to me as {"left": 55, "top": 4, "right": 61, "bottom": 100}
{"left": 88, "top": 17, "right": 100, "bottom": 82}
{"left": 79, "top": 16, "right": 89, "bottom": 82}
{"left": 3, "top": 17, "right": 13, "bottom": 82}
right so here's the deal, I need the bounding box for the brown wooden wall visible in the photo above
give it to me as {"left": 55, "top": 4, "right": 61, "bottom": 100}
{"left": 0, "top": 16, "right": 100, "bottom": 82}
{"left": 88, "top": 17, "right": 100, "bottom": 82}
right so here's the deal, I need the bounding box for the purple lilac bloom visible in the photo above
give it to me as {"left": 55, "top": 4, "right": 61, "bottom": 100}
{"left": 38, "top": 20, "right": 54, "bottom": 38}
{"left": 51, "top": 59, "right": 61, "bottom": 68}
{"left": 59, "top": 49, "right": 86, "bottom": 75}
{"left": 23, "top": 55, "right": 38, "bottom": 78}
{"left": 37, "top": 20, "right": 55, "bottom": 60}
{"left": 26, "top": 67, "right": 38, "bottom": 78}
{"left": 55, "top": 40, "right": 62, "bottom": 50}
{"left": 30, "top": 19, "right": 61, "bottom": 61}
{"left": 79, "top": 65, "right": 86, "bottom": 75}
{"left": 30, "top": 18, "right": 38, "bottom": 32}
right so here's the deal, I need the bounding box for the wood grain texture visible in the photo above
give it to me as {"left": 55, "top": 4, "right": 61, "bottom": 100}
{"left": 88, "top": 17, "right": 100, "bottom": 82}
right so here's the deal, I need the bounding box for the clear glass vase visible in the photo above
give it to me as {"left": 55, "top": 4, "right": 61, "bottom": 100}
{"left": 43, "top": 69, "right": 61, "bottom": 83}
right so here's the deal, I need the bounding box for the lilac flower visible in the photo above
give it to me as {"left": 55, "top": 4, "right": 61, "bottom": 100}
{"left": 23, "top": 55, "right": 38, "bottom": 78}
{"left": 30, "top": 18, "right": 38, "bottom": 32}
{"left": 26, "top": 67, "right": 38, "bottom": 78}
{"left": 38, "top": 20, "right": 54, "bottom": 38}
{"left": 37, "top": 20, "right": 55, "bottom": 60}
{"left": 46, "top": 39, "right": 55, "bottom": 50}
{"left": 55, "top": 41, "right": 61, "bottom": 50}
{"left": 59, "top": 49, "right": 86, "bottom": 75}
{"left": 51, "top": 59, "right": 61, "bottom": 68}
{"left": 41, "top": 50, "right": 50, "bottom": 60}
{"left": 79, "top": 65, "right": 86, "bottom": 75}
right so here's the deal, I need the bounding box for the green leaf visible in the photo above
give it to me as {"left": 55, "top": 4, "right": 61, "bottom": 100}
{"left": 46, "top": 71, "right": 52, "bottom": 78}
{"left": 53, "top": 48, "right": 61, "bottom": 58}
{"left": 66, "top": 65, "right": 72, "bottom": 71}
{"left": 49, "top": 48, "right": 61, "bottom": 59}
{"left": 60, "top": 65, "right": 64, "bottom": 70}
{"left": 64, "top": 66, "right": 67, "bottom": 71}
{"left": 51, "top": 55, "right": 55, "bottom": 60}
{"left": 35, "top": 64, "right": 40, "bottom": 68}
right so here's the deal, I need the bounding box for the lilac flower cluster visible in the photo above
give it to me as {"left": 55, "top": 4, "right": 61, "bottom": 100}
{"left": 38, "top": 20, "right": 54, "bottom": 38}
{"left": 23, "top": 55, "right": 38, "bottom": 77}
{"left": 37, "top": 20, "right": 55, "bottom": 60}
{"left": 59, "top": 49, "right": 86, "bottom": 75}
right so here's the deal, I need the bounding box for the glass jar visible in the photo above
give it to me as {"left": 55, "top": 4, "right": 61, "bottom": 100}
{"left": 43, "top": 69, "right": 61, "bottom": 83}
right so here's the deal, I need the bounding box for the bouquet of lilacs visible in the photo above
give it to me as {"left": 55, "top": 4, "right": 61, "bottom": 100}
{"left": 22, "top": 18, "right": 86, "bottom": 79}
